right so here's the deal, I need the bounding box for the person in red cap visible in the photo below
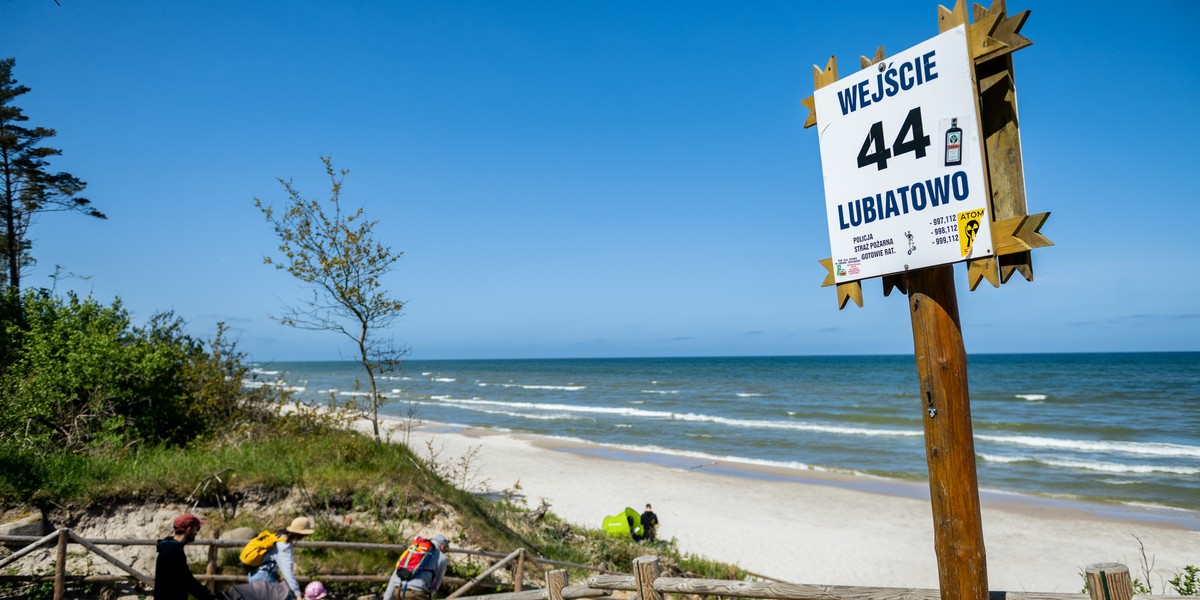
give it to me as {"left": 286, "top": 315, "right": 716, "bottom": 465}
{"left": 154, "top": 513, "right": 217, "bottom": 600}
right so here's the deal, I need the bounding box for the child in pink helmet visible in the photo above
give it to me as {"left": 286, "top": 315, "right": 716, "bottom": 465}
{"left": 304, "top": 581, "right": 328, "bottom": 599}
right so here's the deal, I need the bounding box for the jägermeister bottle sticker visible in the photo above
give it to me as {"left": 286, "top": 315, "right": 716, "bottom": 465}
{"left": 944, "top": 117, "right": 963, "bottom": 166}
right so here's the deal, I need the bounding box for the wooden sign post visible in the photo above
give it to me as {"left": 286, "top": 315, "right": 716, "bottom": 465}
{"left": 801, "top": 2, "right": 1047, "bottom": 599}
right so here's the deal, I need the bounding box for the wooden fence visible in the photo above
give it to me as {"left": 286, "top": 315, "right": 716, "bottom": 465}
{"left": 475, "top": 557, "right": 1165, "bottom": 600}
{"left": 0, "top": 529, "right": 617, "bottom": 600}
{"left": 0, "top": 532, "right": 1165, "bottom": 600}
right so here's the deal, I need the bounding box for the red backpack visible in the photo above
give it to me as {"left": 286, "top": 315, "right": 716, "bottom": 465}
{"left": 395, "top": 536, "right": 436, "bottom": 581}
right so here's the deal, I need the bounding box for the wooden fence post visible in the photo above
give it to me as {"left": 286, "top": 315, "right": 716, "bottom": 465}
{"left": 1086, "top": 563, "right": 1134, "bottom": 600}
{"left": 53, "top": 528, "right": 67, "bottom": 600}
{"left": 206, "top": 530, "right": 220, "bottom": 592}
{"left": 514, "top": 548, "right": 525, "bottom": 592}
{"left": 547, "top": 569, "right": 568, "bottom": 600}
{"left": 633, "top": 556, "right": 661, "bottom": 600}
{"left": 907, "top": 264, "right": 988, "bottom": 600}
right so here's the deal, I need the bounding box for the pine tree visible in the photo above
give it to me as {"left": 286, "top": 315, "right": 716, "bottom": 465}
{"left": 0, "top": 57, "right": 106, "bottom": 293}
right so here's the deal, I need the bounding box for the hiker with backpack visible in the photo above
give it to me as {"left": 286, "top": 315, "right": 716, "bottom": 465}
{"left": 241, "top": 516, "right": 316, "bottom": 599}
{"left": 382, "top": 534, "right": 450, "bottom": 600}
{"left": 154, "top": 513, "right": 219, "bottom": 600}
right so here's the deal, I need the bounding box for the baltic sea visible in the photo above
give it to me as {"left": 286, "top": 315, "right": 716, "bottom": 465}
{"left": 248, "top": 352, "right": 1200, "bottom": 517}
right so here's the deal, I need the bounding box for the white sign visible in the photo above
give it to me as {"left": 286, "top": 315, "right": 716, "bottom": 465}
{"left": 815, "top": 25, "right": 992, "bottom": 284}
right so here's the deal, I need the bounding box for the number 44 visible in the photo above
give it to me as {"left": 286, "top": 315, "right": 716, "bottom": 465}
{"left": 856, "top": 107, "right": 931, "bottom": 171}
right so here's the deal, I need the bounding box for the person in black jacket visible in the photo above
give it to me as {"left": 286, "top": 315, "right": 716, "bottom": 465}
{"left": 154, "top": 513, "right": 218, "bottom": 600}
{"left": 640, "top": 504, "right": 659, "bottom": 543}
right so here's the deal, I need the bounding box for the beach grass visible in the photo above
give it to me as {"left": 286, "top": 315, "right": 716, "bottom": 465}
{"left": 1, "top": 415, "right": 746, "bottom": 591}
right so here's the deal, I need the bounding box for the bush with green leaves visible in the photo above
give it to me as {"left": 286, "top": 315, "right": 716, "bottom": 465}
{"left": 0, "top": 289, "right": 272, "bottom": 454}
{"left": 1171, "top": 565, "right": 1199, "bottom": 596}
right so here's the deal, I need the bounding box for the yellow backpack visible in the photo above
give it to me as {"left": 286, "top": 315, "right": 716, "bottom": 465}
{"left": 239, "top": 530, "right": 281, "bottom": 567}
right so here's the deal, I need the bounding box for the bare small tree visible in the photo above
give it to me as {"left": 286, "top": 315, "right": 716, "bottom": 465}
{"left": 255, "top": 156, "right": 407, "bottom": 442}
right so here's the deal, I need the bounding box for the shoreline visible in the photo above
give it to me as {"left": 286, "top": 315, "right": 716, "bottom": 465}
{"left": 390, "top": 418, "right": 1199, "bottom": 592}
{"left": 430, "top": 421, "right": 1200, "bottom": 530}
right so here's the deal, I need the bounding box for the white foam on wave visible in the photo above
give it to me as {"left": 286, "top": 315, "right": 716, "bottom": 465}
{"left": 977, "top": 434, "right": 1200, "bottom": 459}
{"left": 430, "top": 396, "right": 922, "bottom": 438}
{"left": 976, "top": 454, "right": 1023, "bottom": 464}
{"left": 1122, "top": 501, "right": 1194, "bottom": 512}
{"left": 1015, "top": 394, "right": 1047, "bottom": 401}
{"left": 537, "top": 434, "right": 848, "bottom": 475}
{"left": 978, "top": 453, "right": 1200, "bottom": 475}
{"left": 241, "top": 379, "right": 305, "bottom": 393}
{"left": 449, "top": 404, "right": 578, "bottom": 421}
{"left": 249, "top": 368, "right": 280, "bottom": 376}
{"left": 737, "top": 393, "right": 764, "bottom": 398}
{"left": 641, "top": 390, "right": 679, "bottom": 395}
{"left": 1043, "top": 458, "right": 1199, "bottom": 475}
{"left": 432, "top": 377, "right": 457, "bottom": 383}
{"left": 340, "top": 391, "right": 383, "bottom": 398}
{"left": 476, "top": 382, "right": 585, "bottom": 391}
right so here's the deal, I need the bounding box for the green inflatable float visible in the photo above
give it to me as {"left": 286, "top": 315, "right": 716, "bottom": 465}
{"left": 601, "top": 507, "right": 643, "bottom": 540}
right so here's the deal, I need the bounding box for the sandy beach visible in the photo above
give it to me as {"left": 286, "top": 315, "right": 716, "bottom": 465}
{"left": 384, "top": 418, "right": 1199, "bottom": 594}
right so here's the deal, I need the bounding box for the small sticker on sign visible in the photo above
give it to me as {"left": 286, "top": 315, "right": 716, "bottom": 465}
{"left": 957, "top": 208, "right": 985, "bottom": 257}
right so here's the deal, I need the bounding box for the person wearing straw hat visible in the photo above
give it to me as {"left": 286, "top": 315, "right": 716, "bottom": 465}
{"left": 247, "top": 516, "right": 316, "bottom": 599}
{"left": 155, "top": 513, "right": 219, "bottom": 600}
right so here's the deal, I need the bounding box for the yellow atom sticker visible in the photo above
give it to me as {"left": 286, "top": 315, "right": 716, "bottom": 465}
{"left": 957, "top": 208, "right": 986, "bottom": 258}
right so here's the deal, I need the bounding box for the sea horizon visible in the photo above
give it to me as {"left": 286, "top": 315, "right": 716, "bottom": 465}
{"left": 251, "top": 349, "right": 1200, "bottom": 363}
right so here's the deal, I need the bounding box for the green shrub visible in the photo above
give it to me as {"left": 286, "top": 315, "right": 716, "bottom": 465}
{"left": 0, "top": 290, "right": 272, "bottom": 453}
{"left": 0, "top": 289, "right": 282, "bottom": 501}
{"left": 1171, "top": 565, "right": 1199, "bottom": 596}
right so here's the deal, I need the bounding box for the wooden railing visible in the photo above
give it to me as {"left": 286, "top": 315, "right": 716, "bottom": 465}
{"left": 1, "top": 532, "right": 1163, "bottom": 600}
{"left": 0, "top": 529, "right": 618, "bottom": 600}
{"left": 467, "top": 556, "right": 1165, "bottom": 600}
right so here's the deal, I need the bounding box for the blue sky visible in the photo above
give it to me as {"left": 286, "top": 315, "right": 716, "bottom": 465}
{"left": 3, "top": 1, "right": 1198, "bottom": 361}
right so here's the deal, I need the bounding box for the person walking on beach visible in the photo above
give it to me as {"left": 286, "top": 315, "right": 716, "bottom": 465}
{"left": 383, "top": 534, "right": 450, "bottom": 600}
{"left": 640, "top": 504, "right": 658, "bottom": 543}
{"left": 246, "top": 516, "right": 316, "bottom": 599}
{"left": 154, "top": 513, "right": 218, "bottom": 600}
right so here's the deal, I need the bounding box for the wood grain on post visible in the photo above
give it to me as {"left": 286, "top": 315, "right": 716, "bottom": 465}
{"left": 547, "top": 569, "right": 569, "bottom": 600}
{"left": 1085, "top": 563, "right": 1134, "bottom": 600}
{"left": 974, "top": 2, "right": 1036, "bottom": 286}
{"left": 906, "top": 264, "right": 988, "bottom": 600}
{"left": 633, "top": 556, "right": 662, "bottom": 600}
{"left": 515, "top": 548, "right": 526, "bottom": 592}
{"left": 54, "top": 528, "right": 67, "bottom": 600}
